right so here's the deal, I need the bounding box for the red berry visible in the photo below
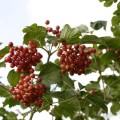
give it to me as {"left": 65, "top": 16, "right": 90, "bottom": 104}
{"left": 52, "top": 30, "right": 57, "bottom": 34}
{"left": 30, "top": 73, "right": 35, "bottom": 78}
{"left": 37, "top": 78, "right": 42, "bottom": 82}
{"left": 80, "top": 45, "right": 86, "bottom": 50}
{"left": 20, "top": 73, "right": 26, "bottom": 79}
{"left": 56, "top": 25, "right": 60, "bottom": 30}
{"left": 90, "top": 89, "right": 95, "bottom": 95}
{"left": 47, "top": 27, "right": 52, "bottom": 32}
{"left": 74, "top": 44, "right": 79, "bottom": 49}
{"left": 8, "top": 42, "right": 13, "bottom": 47}
{"left": 45, "top": 20, "right": 50, "bottom": 25}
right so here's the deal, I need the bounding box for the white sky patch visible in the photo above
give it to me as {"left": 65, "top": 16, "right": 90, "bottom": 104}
{"left": 28, "top": 0, "right": 116, "bottom": 35}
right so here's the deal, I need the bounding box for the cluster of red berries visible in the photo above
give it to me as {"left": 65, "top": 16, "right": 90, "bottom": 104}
{"left": 4, "top": 41, "right": 42, "bottom": 73}
{"left": 45, "top": 20, "right": 60, "bottom": 38}
{"left": 45, "top": 20, "right": 60, "bottom": 47}
{"left": 9, "top": 73, "right": 46, "bottom": 107}
{"left": 57, "top": 42, "right": 96, "bottom": 75}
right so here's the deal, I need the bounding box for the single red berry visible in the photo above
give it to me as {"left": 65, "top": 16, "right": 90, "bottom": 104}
{"left": 20, "top": 73, "right": 26, "bottom": 79}
{"left": 74, "top": 44, "right": 79, "bottom": 49}
{"left": 29, "top": 68, "right": 34, "bottom": 73}
{"left": 45, "top": 20, "right": 50, "bottom": 25}
{"left": 8, "top": 42, "right": 13, "bottom": 47}
{"left": 39, "top": 84, "right": 45, "bottom": 89}
{"left": 52, "top": 30, "right": 57, "bottom": 34}
{"left": 56, "top": 25, "right": 60, "bottom": 30}
{"left": 80, "top": 45, "right": 86, "bottom": 50}
{"left": 91, "top": 48, "right": 96, "bottom": 53}
{"left": 47, "top": 27, "right": 53, "bottom": 32}
{"left": 37, "top": 78, "right": 42, "bottom": 82}
{"left": 90, "top": 89, "right": 95, "bottom": 95}
{"left": 30, "top": 73, "right": 35, "bottom": 78}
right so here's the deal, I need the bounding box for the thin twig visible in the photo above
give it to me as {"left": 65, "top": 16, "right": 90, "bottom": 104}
{"left": 29, "top": 110, "right": 36, "bottom": 120}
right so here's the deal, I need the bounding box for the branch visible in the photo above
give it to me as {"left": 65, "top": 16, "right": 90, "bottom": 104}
{"left": 29, "top": 110, "right": 36, "bottom": 120}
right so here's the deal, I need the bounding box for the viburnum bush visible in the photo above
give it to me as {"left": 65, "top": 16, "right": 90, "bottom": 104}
{"left": 1, "top": 1, "right": 120, "bottom": 120}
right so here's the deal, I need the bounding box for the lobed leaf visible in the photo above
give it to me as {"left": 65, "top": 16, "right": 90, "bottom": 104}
{"left": 23, "top": 24, "right": 46, "bottom": 46}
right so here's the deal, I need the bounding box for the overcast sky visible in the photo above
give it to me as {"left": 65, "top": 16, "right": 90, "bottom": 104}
{"left": 0, "top": 0, "right": 120, "bottom": 120}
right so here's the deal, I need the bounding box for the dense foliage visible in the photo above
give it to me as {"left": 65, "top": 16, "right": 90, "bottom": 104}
{"left": 0, "top": 1, "right": 120, "bottom": 120}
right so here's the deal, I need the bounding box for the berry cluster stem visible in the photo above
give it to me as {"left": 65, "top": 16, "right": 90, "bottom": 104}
{"left": 29, "top": 110, "right": 36, "bottom": 120}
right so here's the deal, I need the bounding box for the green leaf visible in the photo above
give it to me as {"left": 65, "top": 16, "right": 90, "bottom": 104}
{"left": 72, "top": 113, "right": 84, "bottom": 120}
{"left": 67, "top": 37, "right": 81, "bottom": 44}
{"left": 0, "top": 46, "right": 10, "bottom": 60}
{"left": 39, "top": 62, "right": 74, "bottom": 89}
{"left": 0, "top": 85, "right": 11, "bottom": 98}
{"left": 3, "top": 97, "right": 19, "bottom": 108}
{"left": 90, "top": 20, "right": 107, "bottom": 30}
{"left": 86, "top": 57, "right": 99, "bottom": 74}
{"left": 0, "top": 61, "right": 6, "bottom": 67}
{"left": 46, "top": 35, "right": 60, "bottom": 44}
{"left": 54, "top": 95, "right": 79, "bottom": 118}
{"left": 99, "top": 0, "right": 118, "bottom": 7}
{"left": 6, "top": 112, "right": 17, "bottom": 120}
{"left": 0, "top": 42, "right": 2, "bottom": 45}
{"left": 111, "top": 102, "right": 120, "bottom": 115}
{"left": 81, "top": 35, "right": 106, "bottom": 45}
{"left": 102, "top": 75, "right": 120, "bottom": 88}
{"left": 86, "top": 94, "right": 108, "bottom": 113}
{"left": 0, "top": 108, "right": 8, "bottom": 116}
{"left": 96, "top": 116, "right": 105, "bottom": 120}
{"left": 51, "top": 90, "right": 76, "bottom": 99}
{"left": 101, "top": 51, "right": 117, "bottom": 66}
{"left": 69, "top": 27, "right": 81, "bottom": 38}
{"left": 35, "top": 61, "right": 44, "bottom": 71}
{"left": 112, "top": 16, "right": 120, "bottom": 26}
{"left": 85, "top": 81, "right": 100, "bottom": 91}
{"left": 55, "top": 116, "right": 62, "bottom": 120}
{"left": 78, "top": 82, "right": 84, "bottom": 90}
{"left": 39, "top": 62, "right": 62, "bottom": 88}
{"left": 54, "top": 58, "right": 60, "bottom": 66}
{"left": 7, "top": 70, "right": 20, "bottom": 86}
{"left": 60, "top": 24, "right": 81, "bottom": 44}
{"left": 100, "top": 36, "right": 120, "bottom": 49}
{"left": 111, "top": 25, "right": 120, "bottom": 37}
{"left": 23, "top": 24, "right": 46, "bottom": 46}
{"left": 114, "top": 61, "right": 120, "bottom": 73}
{"left": 104, "top": 0, "right": 113, "bottom": 7}
{"left": 88, "top": 105, "right": 100, "bottom": 118}
{"left": 105, "top": 37, "right": 120, "bottom": 49}
{"left": 0, "top": 108, "right": 17, "bottom": 120}
{"left": 42, "top": 93, "right": 53, "bottom": 111}
{"left": 60, "top": 24, "right": 71, "bottom": 39}
{"left": 77, "top": 24, "right": 89, "bottom": 33}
